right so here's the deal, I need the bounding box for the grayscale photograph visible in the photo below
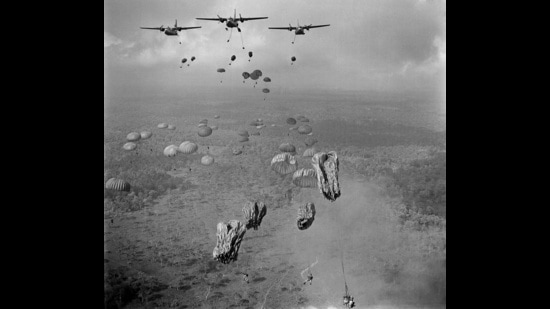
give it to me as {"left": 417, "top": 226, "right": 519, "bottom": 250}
{"left": 104, "top": 0, "right": 446, "bottom": 308}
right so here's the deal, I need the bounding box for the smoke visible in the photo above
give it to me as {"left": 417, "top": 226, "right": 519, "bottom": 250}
{"left": 285, "top": 173, "right": 445, "bottom": 308}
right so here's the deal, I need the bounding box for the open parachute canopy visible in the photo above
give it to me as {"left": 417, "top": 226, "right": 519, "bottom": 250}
{"left": 311, "top": 151, "right": 341, "bottom": 202}
{"left": 231, "top": 55, "right": 236, "bottom": 61}
{"left": 278, "top": 142, "right": 296, "bottom": 153}
{"left": 238, "top": 129, "right": 249, "bottom": 137}
{"left": 304, "top": 136, "right": 318, "bottom": 147}
{"left": 191, "top": 56, "right": 196, "bottom": 61}
{"left": 297, "top": 202, "right": 316, "bottom": 230}
{"left": 250, "top": 70, "right": 262, "bottom": 80}
{"left": 140, "top": 131, "right": 152, "bottom": 139}
{"left": 126, "top": 132, "right": 141, "bottom": 142}
{"left": 242, "top": 201, "right": 267, "bottom": 230}
{"left": 181, "top": 58, "right": 187, "bottom": 64}
{"left": 286, "top": 118, "right": 297, "bottom": 125}
{"left": 201, "top": 155, "right": 214, "bottom": 166}
{"left": 297, "top": 125, "right": 313, "bottom": 135}
{"left": 238, "top": 136, "right": 249, "bottom": 143}
{"left": 198, "top": 126, "right": 213, "bottom": 137}
{"left": 157, "top": 123, "right": 168, "bottom": 129}
{"left": 262, "top": 88, "right": 270, "bottom": 94}
{"left": 123, "top": 142, "right": 137, "bottom": 151}
{"left": 248, "top": 51, "right": 253, "bottom": 58}
{"left": 292, "top": 168, "right": 318, "bottom": 188}
{"left": 106, "top": 178, "right": 131, "bottom": 192}
{"left": 271, "top": 153, "right": 297, "bottom": 175}
{"left": 213, "top": 220, "right": 247, "bottom": 264}
{"left": 263, "top": 77, "right": 271, "bottom": 82}
{"left": 164, "top": 145, "right": 178, "bottom": 157}
{"left": 217, "top": 68, "right": 226, "bottom": 73}
{"left": 178, "top": 141, "right": 198, "bottom": 154}
{"left": 167, "top": 124, "right": 176, "bottom": 130}
{"left": 242, "top": 72, "right": 250, "bottom": 79}
{"left": 303, "top": 147, "right": 317, "bottom": 157}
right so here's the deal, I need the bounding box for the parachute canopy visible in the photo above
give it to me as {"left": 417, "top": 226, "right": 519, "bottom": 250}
{"left": 242, "top": 72, "right": 250, "bottom": 79}
{"left": 123, "top": 142, "right": 137, "bottom": 151}
{"left": 179, "top": 141, "right": 198, "bottom": 154}
{"left": 242, "top": 201, "right": 267, "bottom": 230}
{"left": 304, "top": 137, "right": 318, "bottom": 147}
{"left": 292, "top": 168, "right": 317, "bottom": 188}
{"left": 311, "top": 151, "right": 341, "bottom": 202}
{"left": 191, "top": 56, "right": 196, "bottom": 61}
{"left": 231, "top": 55, "right": 236, "bottom": 61}
{"left": 213, "top": 220, "right": 247, "bottom": 264}
{"left": 217, "top": 68, "right": 226, "bottom": 73}
{"left": 198, "top": 123, "right": 207, "bottom": 128}
{"left": 126, "top": 132, "right": 141, "bottom": 142}
{"left": 286, "top": 118, "right": 297, "bottom": 125}
{"left": 106, "top": 178, "right": 131, "bottom": 192}
{"left": 263, "top": 77, "right": 271, "bottom": 82}
{"left": 238, "top": 136, "right": 249, "bottom": 143}
{"left": 214, "top": 115, "right": 220, "bottom": 119}
{"left": 248, "top": 51, "right": 253, "bottom": 58}
{"left": 232, "top": 149, "right": 243, "bottom": 155}
{"left": 297, "top": 125, "right": 313, "bottom": 135}
{"left": 181, "top": 58, "right": 187, "bottom": 64}
{"left": 262, "top": 88, "right": 270, "bottom": 93}
{"left": 164, "top": 145, "right": 178, "bottom": 157}
{"left": 271, "top": 153, "right": 297, "bottom": 175}
{"left": 201, "top": 155, "right": 214, "bottom": 166}
{"left": 158, "top": 123, "right": 168, "bottom": 129}
{"left": 250, "top": 131, "right": 260, "bottom": 136}
{"left": 297, "top": 202, "right": 316, "bottom": 230}
{"left": 199, "top": 119, "right": 208, "bottom": 124}
{"left": 167, "top": 124, "right": 176, "bottom": 130}
{"left": 250, "top": 70, "right": 262, "bottom": 80}
{"left": 279, "top": 142, "right": 296, "bottom": 153}
{"left": 291, "top": 56, "right": 296, "bottom": 62}
{"left": 303, "top": 148, "right": 316, "bottom": 157}
{"left": 198, "top": 126, "right": 213, "bottom": 137}
{"left": 140, "top": 131, "right": 152, "bottom": 139}
{"left": 238, "top": 129, "right": 249, "bottom": 137}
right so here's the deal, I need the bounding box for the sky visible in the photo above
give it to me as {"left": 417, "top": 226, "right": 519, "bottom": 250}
{"left": 104, "top": 0, "right": 445, "bottom": 99}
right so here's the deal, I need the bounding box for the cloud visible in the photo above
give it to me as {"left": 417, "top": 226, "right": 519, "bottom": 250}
{"left": 104, "top": 32, "right": 122, "bottom": 48}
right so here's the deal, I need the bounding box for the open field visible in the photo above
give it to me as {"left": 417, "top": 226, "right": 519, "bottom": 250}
{"left": 104, "top": 90, "right": 446, "bottom": 309}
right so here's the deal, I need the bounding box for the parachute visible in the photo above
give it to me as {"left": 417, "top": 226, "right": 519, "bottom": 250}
{"left": 198, "top": 123, "right": 207, "bottom": 128}
{"left": 217, "top": 68, "right": 226, "bottom": 83}
{"left": 297, "top": 125, "right": 313, "bottom": 135}
{"left": 105, "top": 178, "right": 131, "bottom": 192}
{"left": 271, "top": 153, "right": 297, "bottom": 175}
{"left": 250, "top": 70, "right": 262, "bottom": 87}
{"left": 250, "top": 131, "right": 260, "bottom": 136}
{"left": 167, "top": 124, "right": 176, "bottom": 130}
{"left": 305, "top": 137, "right": 318, "bottom": 147}
{"left": 291, "top": 56, "right": 296, "bottom": 65}
{"left": 229, "top": 55, "right": 236, "bottom": 65}
{"left": 296, "top": 202, "right": 316, "bottom": 230}
{"left": 180, "top": 58, "right": 187, "bottom": 68}
{"left": 303, "top": 148, "right": 316, "bottom": 157}
{"left": 191, "top": 56, "right": 196, "bottom": 62}
{"left": 248, "top": 51, "right": 253, "bottom": 62}
{"left": 126, "top": 132, "right": 141, "bottom": 142}
{"left": 237, "top": 130, "right": 249, "bottom": 137}
{"left": 278, "top": 142, "right": 296, "bottom": 153}
{"left": 179, "top": 141, "right": 198, "bottom": 154}
{"left": 238, "top": 136, "right": 249, "bottom": 143}
{"left": 292, "top": 168, "right": 317, "bottom": 188}
{"left": 123, "top": 142, "right": 137, "bottom": 151}
{"left": 233, "top": 149, "right": 243, "bottom": 155}
{"left": 198, "top": 126, "right": 213, "bottom": 137}
{"left": 263, "top": 77, "right": 271, "bottom": 82}
{"left": 164, "top": 145, "right": 178, "bottom": 157}
{"left": 242, "top": 201, "right": 267, "bottom": 230}
{"left": 201, "top": 155, "right": 214, "bottom": 166}
{"left": 199, "top": 119, "right": 208, "bottom": 124}
{"left": 140, "top": 131, "right": 152, "bottom": 139}
{"left": 286, "top": 118, "right": 297, "bottom": 125}
{"left": 213, "top": 220, "right": 247, "bottom": 264}
{"left": 311, "top": 151, "right": 341, "bottom": 202}
{"left": 262, "top": 88, "right": 270, "bottom": 93}
{"left": 214, "top": 115, "right": 220, "bottom": 119}
{"left": 157, "top": 123, "right": 168, "bottom": 129}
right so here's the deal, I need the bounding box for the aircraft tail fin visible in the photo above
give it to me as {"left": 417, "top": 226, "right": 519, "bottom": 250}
{"left": 234, "top": 8, "right": 236, "bottom": 19}
{"left": 175, "top": 19, "right": 177, "bottom": 27}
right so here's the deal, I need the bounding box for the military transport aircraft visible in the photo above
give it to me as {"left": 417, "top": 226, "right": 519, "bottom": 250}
{"left": 268, "top": 21, "right": 330, "bottom": 44}
{"left": 140, "top": 20, "right": 201, "bottom": 44}
{"left": 196, "top": 9, "right": 268, "bottom": 47}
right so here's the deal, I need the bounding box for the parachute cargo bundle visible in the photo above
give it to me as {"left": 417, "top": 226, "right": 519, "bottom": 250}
{"left": 292, "top": 168, "right": 317, "bottom": 188}
{"left": 242, "top": 201, "right": 267, "bottom": 230}
{"left": 212, "top": 220, "right": 247, "bottom": 264}
{"left": 297, "top": 202, "right": 316, "bottom": 230}
{"left": 311, "top": 151, "right": 341, "bottom": 202}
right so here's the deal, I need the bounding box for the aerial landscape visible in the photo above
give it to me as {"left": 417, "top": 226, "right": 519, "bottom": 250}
{"left": 104, "top": 1, "right": 446, "bottom": 308}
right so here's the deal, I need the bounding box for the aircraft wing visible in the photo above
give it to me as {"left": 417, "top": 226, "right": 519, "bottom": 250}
{"left": 306, "top": 24, "right": 330, "bottom": 29}
{"left": 176, "top": 26, "right": 202, "bottom": 30}
{"left": 240, "top": 17, "right": 268, "bottom": 21}
{"left": 269, "top": 26, "right": 296, "bottom": 30}
{"left": 196, "top": 17, "right": 227, "bottom": 22}
{"left": 140, "top": 27, "right": 163, "bottom": 30}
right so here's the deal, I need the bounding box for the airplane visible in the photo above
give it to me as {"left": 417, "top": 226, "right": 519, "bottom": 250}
{"left": 196, "top": 9, "right": 268, "bottom": 48}
{"left": 140, "top": 20, "right": 201, "bottom": 43}
{"left": 268, "top": 21, "right": 330, "bottom": 44}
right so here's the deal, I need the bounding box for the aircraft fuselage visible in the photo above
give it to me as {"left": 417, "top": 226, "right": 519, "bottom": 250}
{"left": 295, "top": 28, "right": 306, "bottom": 35}
{"left": 164, "top": 29, "right": 178, "bottom": 36}
{"left": 226, "top": 19, "right": 239, "bottom": 28}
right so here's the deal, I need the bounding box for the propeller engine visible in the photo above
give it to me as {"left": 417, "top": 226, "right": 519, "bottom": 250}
{"left": 306, "top": 24, "right": 312, "bottom": 31}
{"left": 159, "top": 25, "right": 165, "bottom": 32}
{"left": 240, "top": 13, "right": 244, "bottom": 23}
{"left": 289, "top": 24, "right": 293, "bottom": 31}
{"left": 217, "top": 15, "right": 224, "bottom": 23}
